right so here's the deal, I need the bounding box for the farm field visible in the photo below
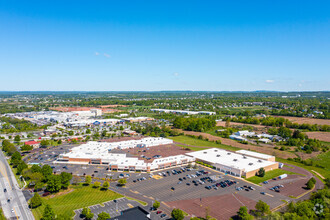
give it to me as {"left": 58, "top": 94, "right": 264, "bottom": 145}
{"left": 246, "top": 169, "right": 298, "bottom": 184}
{"left": 169, "top": 135, "right": 240, "bottom": 151}
{"left": 171, "top": 131, "right": 297, "bottom": 159}
{"left": 31, "top": 184, "right": 122, "bottom": 219}
{"left": 273, "top": 116, "right": 330, "bottom": 126}
{"left": 305, "top": 132, "right": 330, "bottom": 142}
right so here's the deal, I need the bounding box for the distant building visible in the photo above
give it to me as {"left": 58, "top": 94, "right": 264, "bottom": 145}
{"left": 24, "top": 140, "right": 41, "bottom": 148}
{"left": 122, "top": 117, "right": 154, "bottom": 123}
{"left": 150, "top": 109, "right": 216, "bottom": 115}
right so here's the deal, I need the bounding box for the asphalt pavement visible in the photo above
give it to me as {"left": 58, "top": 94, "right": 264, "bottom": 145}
{"left": 0, "top": 150, "right": 34, "bottom": 220}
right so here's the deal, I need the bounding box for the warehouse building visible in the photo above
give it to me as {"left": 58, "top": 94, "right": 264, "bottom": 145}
{"left": 186, "top": 148, "right": 278, "bottom": 178}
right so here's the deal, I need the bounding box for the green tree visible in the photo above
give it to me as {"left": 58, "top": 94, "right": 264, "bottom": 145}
{"left": 40, "top": 140, "right": 49, "bottom": 147}
{"left": 85, "top": 175, "right": 92, "bottom": 185}
{"left": 256, "top": 168, "right": 265, "bottom": 177}
{"left": 153, "top": 200, "right": 160, "bottom": 209}
{"left": 41, "top": 165, "right": 53, "bottom": 181}
{"left": 16, "top": 160, "right": 28, "bottom": 174}
{"left": 60, "top": 172, "right": 72, "bottom": 189}
{"left": 10, "top": 151, "right": 22, "bottom": 167}
{"left": 118, "top": 178, "right": 127, "bottom": 186}
{"left": 29, "top": 193, "right": 42, "bottom": 208}
{"left": 171, "top": 208, "right": 185, "bottom": 220}
{"left": 42, "top": 204, "right": 55, "bottom": 220}
{"left": 237, "top": 206, "right": 254, "bottom": 220}
{"left": 102, "top": 181, "right": 110, "bottom": 190}
{"left": 93, "top": 181, "right": 101, "bottom": 188}
{"left": 97, "top": 212, "right": 110, "bottom": 220}
{"left": 255, "top": 200, "right": 270, "bottom": 216}
{"left": 14, "top": 135, "right": 21, "bottom": 142}
{"left": 306, "top": 178, "right": 315, "bottom": 189}
{"left": 82, "top": 207, "right": 93, "bottom": 218}
{"left": 46, "top": 175, "right": 62, "bottom": 193}
{"left": 31, "top": 164, "right": 42, "bottom": 173}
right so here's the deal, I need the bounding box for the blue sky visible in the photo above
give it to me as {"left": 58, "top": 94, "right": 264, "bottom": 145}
{"left": 0, "top": 0, "right": 329, "bottom": 91}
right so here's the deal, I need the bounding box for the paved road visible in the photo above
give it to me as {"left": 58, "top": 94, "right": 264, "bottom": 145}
{"left": 0, "top": 150, "right": 34, "bottom": 220}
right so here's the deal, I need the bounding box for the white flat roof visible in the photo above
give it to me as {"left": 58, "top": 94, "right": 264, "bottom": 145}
{"left": 186, "top": 148, "right": 276, "bottom": 172}
{"left": 236, "top": 150, "right": 274, "bottom": 160}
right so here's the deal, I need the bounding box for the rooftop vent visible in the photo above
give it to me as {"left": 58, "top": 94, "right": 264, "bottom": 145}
{"left": 243, "top": 156, "right": 247, "bottom": 159}
{"left": 227, "top": 152, "right": 231, "bottom": 155}
{"left": 216, "top": 155, "right": 220, "bottom": 157}
{"left": 214, "top": 149, "right": 218, "bottom": 152}
{"left": 203, "top": 152, "right": 207, "bottom": 154}
{"left": 258, "top": 160, "right": 262, "bottom": 163}
{"left": 248, "top": 163, "right": 253, "bottom": 165}
{"left": 233, "top": 159, "right": 238, "bottom": 161}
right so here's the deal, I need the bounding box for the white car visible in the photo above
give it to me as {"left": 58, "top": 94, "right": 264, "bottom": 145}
{"left": 11, "top": 209, "right": 14, "bottom": 213}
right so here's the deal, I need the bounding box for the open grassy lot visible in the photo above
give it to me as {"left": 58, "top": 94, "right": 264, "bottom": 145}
{"left": 246, "top": 169, "right": 298, "bottom": 184}
{"left": 169, "top": 135, "right": 240, "bottom": 151}
{"left": 310, "top": 151, "right": 330, "bottom": 177}
{"left": 31, "top": 184, "right": 122, "bottom": 219}
{"left": 0, "top": 208, "right": 6, "bottom": 220}
{"left": 276, "top": 157, "right": 330, "bottom": 180}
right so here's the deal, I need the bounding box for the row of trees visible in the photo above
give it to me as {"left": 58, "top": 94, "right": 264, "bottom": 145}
{"left": 173, "top": 117, "right": 216, "bottom": 132}
{"left": 230, "top": 116, "right": 330, "bottom": 132}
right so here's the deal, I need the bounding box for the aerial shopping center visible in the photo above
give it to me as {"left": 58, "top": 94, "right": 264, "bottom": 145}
{"left": 57, "top": 137, "right": 279, "bottom": 177}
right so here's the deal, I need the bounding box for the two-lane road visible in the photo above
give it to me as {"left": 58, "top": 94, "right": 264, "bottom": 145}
{"left": 0, "top": 150, "right": 34, "bottom": 220}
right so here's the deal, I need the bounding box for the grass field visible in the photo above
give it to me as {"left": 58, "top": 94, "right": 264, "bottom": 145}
{"left": 31, "top": 184, "right": 122, "bottom": 219}
{"left": 169, "top": 135, "right": 240, "bottom": 151}
{"left": 0, "top": 208, "right": 6, "bottom": 220}
{"left": 310, "top": 151, "right": 330, "bottom": 178}
{"left": 276, "top": 157, "right": 330, "bottom": 180}
{"left": 246, "top": 169, "right": 298, "bottom": 184}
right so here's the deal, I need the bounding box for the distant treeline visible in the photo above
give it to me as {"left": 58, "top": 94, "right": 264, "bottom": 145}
{"left": 229, "top": 116, "right": 329, "bottom": 132}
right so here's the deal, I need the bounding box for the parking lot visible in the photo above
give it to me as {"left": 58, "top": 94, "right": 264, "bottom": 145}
{"left": 126, "top": 166, "right": 289, "bottom": 209}
{"left": 23, "top": 144, "right": 74, "bottom": 165}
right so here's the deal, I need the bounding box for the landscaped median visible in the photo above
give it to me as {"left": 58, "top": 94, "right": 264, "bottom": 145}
{"left": 246, "top": 169, "right": 299, "bottom": 185}
{"left": 31, "top": 184, "right": 122, "bottom": 219}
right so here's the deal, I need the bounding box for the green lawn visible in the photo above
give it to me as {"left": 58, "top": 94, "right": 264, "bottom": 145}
{"left": 31, "top": 184, "right": 122, "bottom": 219}
{"left": 0, "top": 208, "right": 6, "bottom": 220}
{"left": 176, "top": 144, "right": 208, "bottom": 151}
{"left": 276, "top": 156, "right": 330, "bottom": 180}
{"left": 246, "top": 169, "right": 298, "bottom": 184}
{"left": 310, "top": 151, "right": 330, "bottom": 176}
{"left": 169, "top": 135, "right": 240, "bottom": 151}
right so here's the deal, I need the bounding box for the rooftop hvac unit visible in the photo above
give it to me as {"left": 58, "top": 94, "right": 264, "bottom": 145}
{"left": 233, "top": 159, "right": 238, "bottom": 161}
{"left": 227, "top": 152, "right": 231, "bottom": 155}
{"left": 214, "top": 149, "right": 218, "bottom": 152}
{"left": 216, "top": 155, "right": 220, "bottom": 157}
{"left": 248, "top": 163, "right": 253, "bottom": 165}
{"left": 203, "top": 152, "right": 207, "bottom": 154}
{"left": 258, "top": 160, "right": 262, "bottom": 163}
{"left": 243, "top": 156, "right": 247, "bottom": 159}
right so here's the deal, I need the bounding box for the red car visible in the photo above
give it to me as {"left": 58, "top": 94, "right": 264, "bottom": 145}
{"left": 156, "top": 211, "right": 162, "bottom": 214}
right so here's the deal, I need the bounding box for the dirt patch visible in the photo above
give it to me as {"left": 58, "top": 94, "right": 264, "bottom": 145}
{"left": 273, "top": 116, "right": 330, "bottom": 126}
{"left": 217, "top": 121, "right": 269, "bottom": 132}
{"left": 178, "top": 130, "right": 297, "bottom": 159}
{"left": 167, "top": 194, "right": 257, "bottom": 220}
{"left": 304, "top": 132, "right": 330, "bottom": 142}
